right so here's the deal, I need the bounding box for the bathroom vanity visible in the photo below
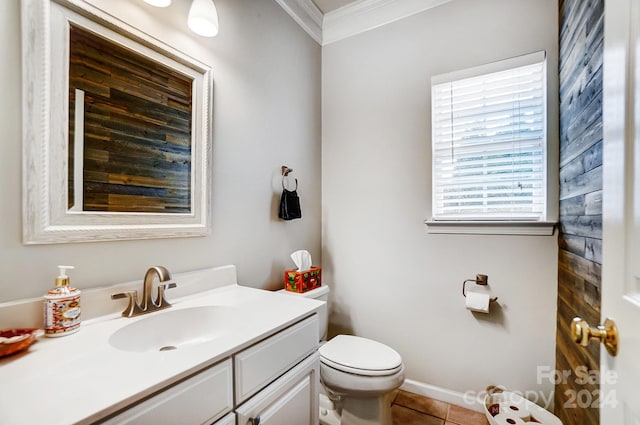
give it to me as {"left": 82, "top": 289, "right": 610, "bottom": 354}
{"left": 0, "top": 266, "right": 324, "bottom": 424}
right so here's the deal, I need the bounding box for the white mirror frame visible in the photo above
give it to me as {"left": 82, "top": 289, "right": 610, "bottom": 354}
{"left": 22, "top": 0, "right": 212, "bottom": 244}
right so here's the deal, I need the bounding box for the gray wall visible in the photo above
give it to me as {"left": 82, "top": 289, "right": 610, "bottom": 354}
{"left": 0, "top": 0, "right": 321, "bottom": 302}
{"left": 322, "top": 0, "right": 560, "bottom": 398}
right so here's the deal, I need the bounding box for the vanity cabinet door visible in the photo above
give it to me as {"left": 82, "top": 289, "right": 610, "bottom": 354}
{"left": 235, "top": 352, "right": 319, "bottom": 425}
{"left": 101, "top": 359, "right": 233, "bottom": 425}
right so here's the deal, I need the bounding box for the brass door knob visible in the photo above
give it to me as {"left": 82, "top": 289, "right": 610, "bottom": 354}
{"left": 571, "top": 317, "right": 619, "bottom": 356}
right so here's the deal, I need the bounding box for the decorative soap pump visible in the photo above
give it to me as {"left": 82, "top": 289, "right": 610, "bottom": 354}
{"left": 44, "top": 265, "right": 81, "bottom": 337}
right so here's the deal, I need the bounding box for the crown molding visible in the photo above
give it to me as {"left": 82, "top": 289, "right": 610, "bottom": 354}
{"left": 275, "top": 0, "right": 323, "bottom": 44}
{"left": 322, "top": 0, "right": 452, "bottom": 45}
{"left": 275, "top": 0, "right": 452, "bottom": 46}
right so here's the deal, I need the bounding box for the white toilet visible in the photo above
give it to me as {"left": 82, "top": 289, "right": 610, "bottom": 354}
{"left": 281, "top": 285, "right": 405, "bottom": 425}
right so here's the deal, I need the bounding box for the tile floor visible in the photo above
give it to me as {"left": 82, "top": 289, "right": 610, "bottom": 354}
{"left": 391, "top": 390, "right": 490, "bottom": 425}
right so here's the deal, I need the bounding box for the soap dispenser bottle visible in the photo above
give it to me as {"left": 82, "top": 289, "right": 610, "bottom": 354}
{"left": 44, "top": 265, "right": 81, "bottom": 337}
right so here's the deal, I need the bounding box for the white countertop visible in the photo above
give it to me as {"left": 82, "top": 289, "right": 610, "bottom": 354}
{"left": 0, "top": 283, "right": 323, "bottom": 424}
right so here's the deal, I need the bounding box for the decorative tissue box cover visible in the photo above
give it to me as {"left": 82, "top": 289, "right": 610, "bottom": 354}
{"left": 284, "top": 267, "right": 322, "bottom": 293}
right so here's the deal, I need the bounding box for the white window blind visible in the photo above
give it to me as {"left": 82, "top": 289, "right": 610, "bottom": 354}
{"left": 431, "top": 52, "right": 547, "bottom": 221}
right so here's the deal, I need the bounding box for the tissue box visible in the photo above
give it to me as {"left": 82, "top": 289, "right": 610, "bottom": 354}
{"left": 284, "top": 267, "right": 322, "bottom": 293}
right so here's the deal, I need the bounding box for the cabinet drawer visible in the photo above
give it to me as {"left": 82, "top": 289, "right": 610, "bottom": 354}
{"left": 213, "top": 412, "right": 235, "bottom": 425}
{"left": 234, "top": 315, "right": 319, "bottom": 403}
{"left": 101, "top": 359, "right": 233, "bottom": 425}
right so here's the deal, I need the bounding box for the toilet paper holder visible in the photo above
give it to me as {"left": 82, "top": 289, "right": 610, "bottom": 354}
{"left": 462, "top": 274, "right": 498, "bottom": 302}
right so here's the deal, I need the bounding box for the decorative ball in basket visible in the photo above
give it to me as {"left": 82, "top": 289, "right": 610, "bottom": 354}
{"left": 484, "top": 387, "right": 562, "bottom": 424}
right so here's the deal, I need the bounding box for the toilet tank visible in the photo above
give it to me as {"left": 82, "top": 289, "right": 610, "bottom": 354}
{"left": 279, "top": 285, "right": 330, "bottom": 341}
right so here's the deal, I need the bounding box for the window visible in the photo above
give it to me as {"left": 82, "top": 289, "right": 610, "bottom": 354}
{"left": 430, "top": 52, "right": 548, "bottom": 227}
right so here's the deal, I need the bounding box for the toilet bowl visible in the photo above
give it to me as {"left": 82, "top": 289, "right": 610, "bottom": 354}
{"left": 280, "top": 286, "right": 405, "bottom": 425}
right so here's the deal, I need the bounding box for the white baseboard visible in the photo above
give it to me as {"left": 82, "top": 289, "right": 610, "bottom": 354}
{"left": 400, "top": 379, "right": 485, "bottom": 413}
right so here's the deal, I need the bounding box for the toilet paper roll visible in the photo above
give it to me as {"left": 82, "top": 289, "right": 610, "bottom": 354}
{"left": 499, "top": 400, "right": 531, "bottom": 421}
{"left": 492, "top": 412, "right": 526, "bottom": 425}
{"left": 465, "top": 291, "right": 490, "bottom": 313}
{"left": 500, "top": 399, "right": 532, "bottom": 421}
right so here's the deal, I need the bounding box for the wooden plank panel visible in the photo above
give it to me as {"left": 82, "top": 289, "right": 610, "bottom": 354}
{"left": 83, "top": 93, "right": 191, "bottom": 140}
{"left": 560, "top": 15, "right": 603, "bottom": 104}
{"left": 555, "top": 334, "right": 599, "bottom": 390}
{"left": 560, "top": 195, "right": 586, "bottom": 216}
{"left": 68, "top": 24, "right": 193, "bottom": 213}
{"left": 559, "top": 140, "right": 603, "bottom": 184}
{"left": 559, "top": 165, "right": 603, "bottom": 200}
{"left": 111, "top": 90, "right": 191, "bottom": 127}
{"left": 555, "top": 288, "right": 600, "bottom": 425}
{"left": 560, "top": 141, "right": 602, "bottom": 192}
{"left": 558, "top": 249, "right": 602, "bottom": 288}
{"left": 558, "top": 272, "right": 600, "bottom": 324}
{"left": 556, "top": 1, "right": 603, "bottom": 397}
{"left": 558, "top": 213, "right": 602, "bottom": 239}
{"left": 83, "top": 131, "right": 190, "bottom": 160}
{"left": 555, "top": 249, "right": 602, "bottom": 424}
{"left": 83, "top": 146, "right": 190, "bottom": 174}
{"left": 559, "top": 0, "right": 602, "bottom": 72}
{"left": 559, "top": 233, "right": 586, "bottom": 257}
{"left": 584, "top": 190, "right": 602, "bottom": 215}
{"left": 584, "top": 237, "right": 602, "bottom": 264}
{"left": 558, "top": 278, "right": 600, "bottom": 338}
{"left": 554, "top": 382, "right": 599, "bottom": 425}
{"left": 560, "top": 190, "right": 602, "bottom": 217}
{"left": 83, "top": 181, "right": 180, "bottom": 198}
{"left": 70, "top": 27, "right": 192, "bottom": 98}
{"left": 559, "top": 121, "right": 602, "bottom": 168}
{"left": 563, "top": 95, "right": 602, "bottom": 156}
{"left": 560, "top": 41, "right": 603, "bottom": 114}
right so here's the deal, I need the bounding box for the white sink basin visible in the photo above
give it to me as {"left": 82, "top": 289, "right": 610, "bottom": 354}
{"left": 108, "top": 306, "right": 235, "bottom": 352}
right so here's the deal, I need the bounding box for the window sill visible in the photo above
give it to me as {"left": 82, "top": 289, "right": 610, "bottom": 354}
{"left": 424, "top": 220, "right": 557, "bottom": 236}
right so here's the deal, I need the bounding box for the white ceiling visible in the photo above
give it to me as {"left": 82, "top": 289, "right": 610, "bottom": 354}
{"left": 311, "top": 0, "right": 356, "bottom": 14}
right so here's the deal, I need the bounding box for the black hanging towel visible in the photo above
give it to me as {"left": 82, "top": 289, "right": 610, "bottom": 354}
{"left": 279, "top": 168, "right": 302, "bottom": 220}
{"left": 279, "top": 188, "right": 302, "bottom": 220}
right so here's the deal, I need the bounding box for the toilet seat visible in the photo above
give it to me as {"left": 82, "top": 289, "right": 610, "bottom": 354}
{"left": 319, "top": 335, "right": 403, "bottom": 376}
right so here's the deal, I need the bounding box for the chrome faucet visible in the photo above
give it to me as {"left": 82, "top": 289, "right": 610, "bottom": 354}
{"left": 112, "top": 266, "right": 177, "bottom": 317}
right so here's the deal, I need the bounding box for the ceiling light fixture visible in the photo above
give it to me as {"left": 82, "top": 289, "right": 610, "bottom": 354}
{"left": 143, "top": 0, "right": 219, "bottom": 38}
{"left": 143, "top": 0, "right": 172, "bottom": 7}
{"left": 188, "top": 0, "right": 219, "bottom": 37}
